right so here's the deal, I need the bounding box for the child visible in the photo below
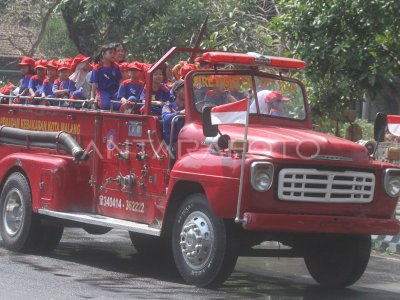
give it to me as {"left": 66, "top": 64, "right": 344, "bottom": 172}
{"left": 68, "top": 54, "right": 92, "bottom": 101}
{"left": 52, "top": 59, "right": 73, "bottom": 103}
{"left": 117, "top": 61, "right": 144, "bottom": 113}
{"left": 13, "top": 56, "right": 35, "bottom": 103}
{"left": 41, "top": 59, "right": 60, "bottom": 101}
{"left": 139, "top": 67, "right": 171, "bottom": 115}
{"left": 90, "top": 44, "right": 122, "bottom": 110}
{"left": 28, "top": 59, "right": 48, "bottom": 105}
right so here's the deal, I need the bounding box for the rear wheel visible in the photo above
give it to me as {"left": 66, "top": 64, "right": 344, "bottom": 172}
{"left": 172, "top": 193, "right": 239, "bottom": 287}
{"left": 304, "top": 234, "right": 371, "bottom": 288}
{"left": 0, "top": 172, "right": 63, "bottom": 252}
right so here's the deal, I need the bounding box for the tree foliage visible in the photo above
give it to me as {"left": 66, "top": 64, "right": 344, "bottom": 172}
{"left": 59, "top": 0, "right": 280, "bottom": 61}
{"left": 273, "top": 0, "right": 400, "bottom": 115}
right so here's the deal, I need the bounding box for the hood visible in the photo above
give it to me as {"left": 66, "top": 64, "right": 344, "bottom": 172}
{"left": 219, "top": 124, "right": 369, "bottom": 163}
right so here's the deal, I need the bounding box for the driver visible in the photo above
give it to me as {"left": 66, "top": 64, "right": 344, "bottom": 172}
{"left": 265, "top": 91, "right": 289, "bottom": 116}
{"left": 203, "top": 75, "right": 232, "bottom": 106}
{"left": 250, "top": 90, "right": 289, "bottom": 115}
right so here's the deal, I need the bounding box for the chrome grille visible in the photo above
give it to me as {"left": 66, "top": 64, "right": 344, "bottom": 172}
{"left": 278, "top": 168, "right": 375, "bottom": 203}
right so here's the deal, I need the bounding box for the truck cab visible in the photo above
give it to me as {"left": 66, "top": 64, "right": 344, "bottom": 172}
{"left": 0, "top": 47, "right": 399, "bottom": 288}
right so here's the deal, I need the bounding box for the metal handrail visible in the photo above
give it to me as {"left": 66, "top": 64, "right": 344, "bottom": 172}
{"left": 147, "top": 130, "right": 164, "bottom": 160}
{"left": 168, "top": 114, "right": 185, "bottom": 173}
{"left": 0, "top": 94, "right": 91, "bottom": 109}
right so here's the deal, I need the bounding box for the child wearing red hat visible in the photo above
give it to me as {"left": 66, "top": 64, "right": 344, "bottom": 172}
{"left": 89, "top": 43, "right": 122, "bottom": 110}
{"left": 52, "top": 59, "right": 73, "bottom": 105}
{"left": 13, "top": 56, "right": 35, "bottom": 103}
{"left": 41, "top": 59, "right": 60, "bottom": 100}
{"left": 117, "top": 61, "right": 144, "bottom": 113}
{"left": 28, "top": 59, "right": 48, "bottom": 104}
{"left": 68, "top": 54, "right": 92, "bottom": 101}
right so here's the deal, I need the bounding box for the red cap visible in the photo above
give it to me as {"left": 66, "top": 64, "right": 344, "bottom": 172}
{"left": 141, "top": 63, "right": 152, "bottom": 73}
{"left": 119, "top": 62, "right": 129, "bottom": 72}
{"left": 34, "top": 59, "right": 48, "bottom": 69}
{"left": 127, "top": 61, "right": 143, "bottom": 71}
{"left": 71, "top": 54, "right": 90, "bottom": 71}
{"left": 46, "top": 59, "right": 60, "bottom": 69}
{"left": 58, "top": 58, "right": 73, "bottom": 71}
{"left": 264, "top": 91, "right": 289, "bottom": 103}
{"left": 194, "top": 57, "right": 204, "bottom": 63}
{"left": 17, "top": 56, "right": 36, "bottom": 69}
{"left": 180, "top": 63, "right": 196, "bottom": 79}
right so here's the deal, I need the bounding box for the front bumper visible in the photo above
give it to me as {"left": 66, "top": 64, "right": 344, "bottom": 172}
{"left": 243, "top": 212, "right": 400, "bottom": 235}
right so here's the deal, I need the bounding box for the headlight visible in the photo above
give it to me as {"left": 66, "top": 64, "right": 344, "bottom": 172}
{"left": 250, "top": 162, "right": 274, "bottom": 192}
{"left": 384, "top": 168, "right": 400, "bottom": 197}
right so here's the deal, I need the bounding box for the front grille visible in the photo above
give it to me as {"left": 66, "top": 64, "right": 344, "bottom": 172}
{"left": 278, "top": 168, "right": 375, "bottom": 203}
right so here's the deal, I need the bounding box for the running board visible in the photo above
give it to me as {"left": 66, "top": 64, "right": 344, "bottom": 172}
{"left": 38, "top": 209, "right": 161, "bottom": 236}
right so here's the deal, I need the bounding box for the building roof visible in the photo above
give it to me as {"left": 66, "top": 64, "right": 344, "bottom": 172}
{"left": 0, "top": 24, "right": 38, "bottom": 59}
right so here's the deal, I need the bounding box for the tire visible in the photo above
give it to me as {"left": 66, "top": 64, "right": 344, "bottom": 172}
{"left": 0, "top": 172, "right": 63, "bottom": 252}
{"left": 172, "top": 193, "right": 239, "bottom": 287}
{"left": 304, "top": 234, "right": 371, "bottom": 288}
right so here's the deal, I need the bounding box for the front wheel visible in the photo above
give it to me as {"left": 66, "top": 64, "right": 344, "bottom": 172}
{"left": 304, "top": 234, "right": 371, "bottom": 288}
{"left": 172, "top": 194, "right": 238, "bottom": 287}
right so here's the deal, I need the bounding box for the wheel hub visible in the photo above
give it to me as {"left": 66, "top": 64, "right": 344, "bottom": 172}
{"left": 179, "top": 211, "right": 214, "bottom": 270}
{"left": 3, "top": 189, "right": 24, "bottom": 236}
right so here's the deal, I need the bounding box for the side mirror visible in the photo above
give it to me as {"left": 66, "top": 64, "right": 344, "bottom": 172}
{"left": 374, "top": 112, "right": 387, "bottom": 142}
{"left": 202, "top": 106, "right": 219, "bottom": 137}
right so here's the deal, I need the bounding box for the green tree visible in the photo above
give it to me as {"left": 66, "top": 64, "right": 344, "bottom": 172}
{"left": 272, "top": 0, "right": 400, "bottom": 115}
{"left": 59, "top": 0, "right": 281, "bottom": 61}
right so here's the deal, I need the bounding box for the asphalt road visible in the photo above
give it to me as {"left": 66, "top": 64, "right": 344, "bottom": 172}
{"left": 0, "top": 228, "right": 399, "bottom": 300}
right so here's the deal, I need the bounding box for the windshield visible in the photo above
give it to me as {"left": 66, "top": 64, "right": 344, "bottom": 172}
{"left": 192, "top": 73, "right": 306, "bottom": 120}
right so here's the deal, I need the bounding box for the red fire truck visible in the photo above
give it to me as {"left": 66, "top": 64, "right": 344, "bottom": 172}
{"left": 0, "top": 47, "right": 399, "bottom": 288}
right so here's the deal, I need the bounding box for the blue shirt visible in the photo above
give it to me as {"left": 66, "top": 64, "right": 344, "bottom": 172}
{"left": 89, "top": 63, "right": 122, "bottom": 95}
{"left": 140, "top": 83, "right": 172, "bottom": 115}
{"left": 28, "top": 75, "right": 46, "bottom": 96}
{"left": 19, "top": 75, "right": 32, "bottom": 95}
{"left": 117, "top": 79, "right": 144, "bottom": 102}
{"left": 42, "top": 78, "right": 54, "bottom": 97}
{"left": 161, "top": 101, "right": 185, "bottom": 145}
{"left": 52, "top": 79, "right": 70, "bottom": 97}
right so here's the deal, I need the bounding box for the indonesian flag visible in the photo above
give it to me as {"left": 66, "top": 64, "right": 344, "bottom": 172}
{"left": 211, "top": 98, "right": 248, "bottom": 125}
{"left": 387, "top": 115, "right": 400, "bottom": 136}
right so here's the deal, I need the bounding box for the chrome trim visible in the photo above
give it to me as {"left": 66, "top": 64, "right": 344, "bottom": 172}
{"left": 383, "top": 168, "right": 400, "bottom": 198}
{"left": 313, "top": 155, "right": 353, "bottom": 162}
{"left": 250, "top": 162, "right": 274, "bottom": 192}
{"left": 278, "top": 168, "right": 375, "bottom": 203}
{"left": 38, "top": 209, "right": 161, "bottom": 236}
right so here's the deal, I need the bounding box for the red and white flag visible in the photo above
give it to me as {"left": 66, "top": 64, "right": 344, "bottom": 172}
{"left": 211, "top": 98, "right": 248, "bottom": 125}
{"left": 387, "top": 115, "right": 400, "bottom": 136}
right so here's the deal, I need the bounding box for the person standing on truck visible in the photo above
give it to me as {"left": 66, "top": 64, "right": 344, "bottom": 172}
{"left": 89, "top": 44, "right": 122, "bottom": 110}
{"left": 162, "top": 79, "right": 185, "bottom": 156}
{"left": 12, "top": 57, "right": 36, "bottom": 103}
{"left": 52, "top": 59, "right": 73, "bottom": 105}
{"left": 139, "top": 66, "right": 171, "bottom": 115}
{"left": 68, "top": 54, "right": 92, "bottom": 101}
{"left": 117, "top": 61, "right": 144, "bottom": 113}
{"left": 28, "top": 59, "right": 48, "bottom": 105}
{"left": 41, "top": 60, "right": 60, "bottom": 104}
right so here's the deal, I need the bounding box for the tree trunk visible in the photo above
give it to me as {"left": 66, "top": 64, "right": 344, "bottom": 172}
{"left": 60, "top": 1, "right": 98, "bottom": 56}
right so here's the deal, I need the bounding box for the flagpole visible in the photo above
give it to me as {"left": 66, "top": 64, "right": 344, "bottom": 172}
{"left": 235, "top": 90, "right": 252, "bottom": 224}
